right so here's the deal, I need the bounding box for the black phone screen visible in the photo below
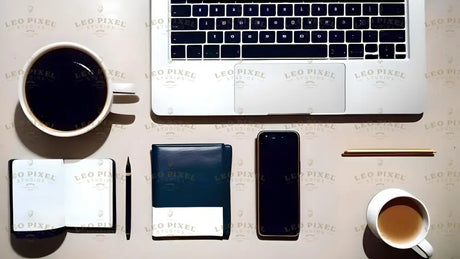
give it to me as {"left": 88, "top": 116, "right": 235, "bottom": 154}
{"left": 257, "top": 131, "right": 300, "bottom": 239}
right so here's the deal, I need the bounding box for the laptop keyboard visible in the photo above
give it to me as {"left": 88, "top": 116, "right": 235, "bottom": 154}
{"left": 170, "top": 0, "right": 407, "bottom": 60}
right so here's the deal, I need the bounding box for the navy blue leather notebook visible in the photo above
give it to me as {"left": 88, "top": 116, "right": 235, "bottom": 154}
{"left": 151, "top": 144, "right": 231, "bottom": 239}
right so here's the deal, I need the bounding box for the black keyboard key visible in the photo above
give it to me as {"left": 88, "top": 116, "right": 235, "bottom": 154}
{"left": 171, "top": 45, "right": 186, "bottom": 59}
{"left": 260, "top": 31, "right": 275, "bottom": 43}
{"left": 379, "top": 44, "right": 395, "bottom": 59}
{"left": 242, "top": 45, "right": 327, "bottom": 58}
{"left": 204, "top": 45, "right": 219, "bottom": 59}
{"left": 286, "top": 18, "right": 301, "bottom": 29}
{"left": 329, "top": 44, "right": 347, "bottom": 58}
{"left": 278, "top": 4, "right": 293, "bottom": 16}
{"left": 251, "top": 18, "right": 267, "bottom": 29}
{"left": 363, "top": 31, "right": 378, "bottom": 42}
{"left": 312, "top": 4, "right": 327, "bottom": 16}
{"left": 225, "top": 31, "right": 241, "bottom": 43}
{"left": 193, "top": 5, "right": 208, "bottom": 16}
{"left": 312, "top": 31, "right": 327, "bottom": 43}
{"left": 396, "top": 44, "right": 406, "bottom": 52}
{"left": 380, "top": 4, "right": 405, "bottom": 15}
{"left": 260, "top": 4, "right": 276, "bottom": 16}
{"left": 329, "top": 4, "right": 344, "bottom": 16}
{"left": 363, "top": 4, "right": 378, "bottom": 15}
{"left": 269, "top": 18, "right": 284, "bottom": 29}
{"left": 294, "top": 31, "right": 309, "bottom": 43}
{"left": 199, "top": 18, "right": 215, "bottom": 30}
{"left": 365, "top": 54, "right": 379, "bottom": 59}
{"left": 337, "top": 17, "right": 352, "bottom": 29}
{"left": 227, "top": 5, "right": 242, "bottom": 16}
{"left": 244, "top": 4, "right": 258, "bottom": 16}
{"left": 171, "top": 18, "right": 197, "bottom": 30}
{"left": 277, "top": 31, "right": 292, "bottom": 43}
{"left": 208, "top": 31, "right": 223, "bottom": 43}
{"left": 329, "top": 31, "right": 344, "bottom": 42}
{"left": 346, "top": 4, "right": 361, "bottom": 16}
{"left": 294, "top": 4, "right": 309, "bottom": 16}
{"left": 172, "top": 5, "right": 191, "bottom": 17}
{"left": 216, "top": 18, "right": 232, "bottom": 30}
{"left": 221, "top": 45, "right": 240, "bottom": 58}
{"left": 380, "top": 30, "right": 405, "bottom": 42}
{"left": 187, "top": 45, "right": 202, "bottom": 58}
{"left": 365, "top": 44, "right": 378, "bottom": 52}
{"left": 354, "top": 17, "right": 369, "bottom": 29}
{"left": 371, "top": 17, "right": 405, "bottom": 29}
{"left": 234, "top": 18, "right": 249, "bottom": 29}
{"left": 320, "top": 18, "right": 335, "bottom": 29}
{"left": 346, "top": 31, "right": 361, "bottom": 43}
{"left": 171, "top": 32, "right": 205, "bottom": 43}
{"left": 242, "top": 31, "right": 258, "bottom": 43}
{"left": 349, "top": 44, "right": 364, "bottom": 58}
{"left": 303, "top": 18, "right": 318, "bottom": 29}
{"left": 396, "top": 54, "right": 406, "bottom": 59}
{"left": 210, "top": 5, "right": 225, "bottom": 16}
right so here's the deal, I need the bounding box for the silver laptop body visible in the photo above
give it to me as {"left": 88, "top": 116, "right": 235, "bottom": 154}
{"left": 151, "top": 0, "right": 426, "bottom": 116}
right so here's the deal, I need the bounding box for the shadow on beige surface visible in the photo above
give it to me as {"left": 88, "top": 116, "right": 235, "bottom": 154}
{"left": 10, "top": 231, "right": 66, "bottom": 258}
{"left": 14, "top": 104, "right": 135, "bottom": 158}
{"left": 150, "top": 111, "right": 424, "bottom": 125}
{"left": 363, "top": 226, "right": 424, "bottom": 259}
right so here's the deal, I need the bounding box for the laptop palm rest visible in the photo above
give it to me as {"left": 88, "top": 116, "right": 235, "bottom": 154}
{"left": 234, "top": 63, "right": 346, "bottom": 115}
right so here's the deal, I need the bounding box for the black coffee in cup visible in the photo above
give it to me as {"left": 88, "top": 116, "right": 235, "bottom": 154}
{"left": 25, "top": 48, "right": 108, "bottom": 131}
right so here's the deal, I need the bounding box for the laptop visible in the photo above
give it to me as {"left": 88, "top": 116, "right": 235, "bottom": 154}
{"left": 150, "top": 0, "right": 426, "bottom": 116}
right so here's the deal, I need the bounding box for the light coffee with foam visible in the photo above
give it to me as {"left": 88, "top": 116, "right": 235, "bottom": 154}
{"left": 377, "top": 197, "right": 424, "bottom": 245}
{"left": 367, "top": 188, "right": 433, "bottom": 258}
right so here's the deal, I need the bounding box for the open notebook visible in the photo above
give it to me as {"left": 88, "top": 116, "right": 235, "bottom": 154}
{"left": 9, "top": 159, "right": 116, "bottom": 237}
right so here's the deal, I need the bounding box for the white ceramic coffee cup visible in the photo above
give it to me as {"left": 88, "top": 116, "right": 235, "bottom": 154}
{"left": 18, "top": 42, "right": 134, "bottom": 137}
{"left": 367, "top": 188, "right": 433, "bottom": 258}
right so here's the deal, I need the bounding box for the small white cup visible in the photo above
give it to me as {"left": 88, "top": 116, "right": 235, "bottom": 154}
{"left": 367, "top": 188, "right": 433, "bottom": 258}
{"left": 18, "top": 42, "right": 134, "bottom": 137}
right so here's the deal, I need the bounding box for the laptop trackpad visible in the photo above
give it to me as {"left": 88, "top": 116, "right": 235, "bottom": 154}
{"left": 234, "top": 63, "right": 345, "bottom": 114}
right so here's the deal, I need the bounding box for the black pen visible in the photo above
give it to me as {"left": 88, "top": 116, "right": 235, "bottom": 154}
{"left": 125, "top": 157, "right": 131, "bottom": 240}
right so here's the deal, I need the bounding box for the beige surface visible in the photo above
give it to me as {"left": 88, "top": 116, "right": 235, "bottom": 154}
{"left": 1, "top": 0, "right": 459, "bottom": 258}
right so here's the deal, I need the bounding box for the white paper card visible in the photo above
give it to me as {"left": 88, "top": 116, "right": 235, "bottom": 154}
{"left": 64, "top": 159, "right": 113, "bottom": 228}
{"left": 152, "top": 207, "right": 223, "bottom": 237}
{"left": 12, "top": 159, "right": 65, "bottom": 231}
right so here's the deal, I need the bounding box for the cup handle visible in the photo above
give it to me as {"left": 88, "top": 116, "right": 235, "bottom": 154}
{"left": 112, "top": 83, "right": 135, "bottom": 94}
{"left": 412, "top": 239, "right": 434, "bottom": 258}
{"left": 109, "top": 83, "right": 136, "bottom": 115}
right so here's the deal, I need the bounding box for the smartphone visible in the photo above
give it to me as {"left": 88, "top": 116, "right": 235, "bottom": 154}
{"left": 256, "top": 131, "right": 300, "bottom": 240}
